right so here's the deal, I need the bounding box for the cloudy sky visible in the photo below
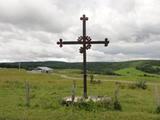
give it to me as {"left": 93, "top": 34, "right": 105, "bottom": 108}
{"left": 0, "top": 0, "right": 160, "bottom": 62}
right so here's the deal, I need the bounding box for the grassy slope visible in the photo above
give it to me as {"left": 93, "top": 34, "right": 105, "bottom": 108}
{"left": 0, "top": 68, "right": 160, "bottom": 120}
{"left": 115, "top": 67, "right": 148, "bottom": 76}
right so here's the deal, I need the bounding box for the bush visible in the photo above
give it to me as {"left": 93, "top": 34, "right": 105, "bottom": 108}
{"left": 74, "top": 98, "right": 114, "bottom": 111}
{"left": 128, "top": 80, "right": 147, "bottom": 90}
{"left": 114, "top": 100, "right": 122, "bottom": 111}
{"left": 155, "top": 105, "right": 160, "bottom": 114}
{"left": 136, "top": 80, "right": 147, "bottom": 89}
{"left": 76, "top": 100, "right": 96, "bottom": 111}
{"left": 136, "top": 64, "right": 160, "bottom": 75}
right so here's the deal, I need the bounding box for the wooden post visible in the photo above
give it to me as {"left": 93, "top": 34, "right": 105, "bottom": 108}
{"left": 71, "top": 80, "right": 76, "bottom": 103}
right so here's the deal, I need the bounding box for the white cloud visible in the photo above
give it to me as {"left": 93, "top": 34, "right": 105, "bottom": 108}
{"left": 0, "top": 0, "right": 159, "bottom": 62}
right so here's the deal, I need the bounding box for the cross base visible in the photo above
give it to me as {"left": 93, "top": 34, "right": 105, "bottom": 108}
{"left": 62, "top": 96, "right": 112, "bottom": 105}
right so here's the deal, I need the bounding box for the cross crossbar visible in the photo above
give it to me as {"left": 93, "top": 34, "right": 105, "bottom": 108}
{"left": 57, "top": 38, "right": 109, "bottom": 47}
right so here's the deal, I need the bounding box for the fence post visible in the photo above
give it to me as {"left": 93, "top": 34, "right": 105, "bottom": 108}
{"left": 71, "top": 80, "right": 76, "bottom": 103}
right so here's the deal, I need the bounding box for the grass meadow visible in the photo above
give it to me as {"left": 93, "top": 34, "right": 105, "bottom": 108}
{"left": 0, "top": 68, "right": 160, "bottom": 120}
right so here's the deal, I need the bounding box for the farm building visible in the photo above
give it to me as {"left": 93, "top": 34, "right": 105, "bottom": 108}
{"left": 32, "top": 66, "right": 53, "bottom": 73}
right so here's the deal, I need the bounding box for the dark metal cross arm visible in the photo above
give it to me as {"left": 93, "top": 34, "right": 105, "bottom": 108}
{"left": 57, "top": 39, "right": 82, "bottom": 47}
{"left": 89, "top": 38, "right": 109, "bottom": 46}
{"left": 57, "top": 38, "right": 109, "bottom": 47}
{"left": 58, "top": 41, "right": 82, "bottom": 44}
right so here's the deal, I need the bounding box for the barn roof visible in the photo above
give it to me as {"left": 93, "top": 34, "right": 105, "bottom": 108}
{"left": 36, "top": 66, "right": 53, "bottom": 71}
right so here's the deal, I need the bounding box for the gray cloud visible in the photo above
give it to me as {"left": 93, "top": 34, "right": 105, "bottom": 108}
{"left": 0, "top": 0, "right": 159, "bottom": 62}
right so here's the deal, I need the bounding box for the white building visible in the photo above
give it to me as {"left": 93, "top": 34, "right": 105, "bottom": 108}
{"left": 33, "top": 66, "right": 53, "bottom": 73}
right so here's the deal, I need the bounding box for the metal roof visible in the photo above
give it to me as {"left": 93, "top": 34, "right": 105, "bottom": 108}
{"left": 36, "top": 66, "right": 53, "bottom": 71}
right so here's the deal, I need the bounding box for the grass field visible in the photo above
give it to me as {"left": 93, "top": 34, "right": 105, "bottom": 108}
{"left": 0, "top": 68, "right": 160, "bottom": 120}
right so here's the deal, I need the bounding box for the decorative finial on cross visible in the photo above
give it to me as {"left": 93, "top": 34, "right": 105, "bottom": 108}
{"left": 105, "top": 38, "right": 109, "bottom": 46}
{"left": 80, "top": 14, "right": 88, "bottom": 21}
{"left": 58, "top": 39, "right": 63, "bottom": 47}
{"left": 57, "top": 14, "right": 109, "bottom": 98}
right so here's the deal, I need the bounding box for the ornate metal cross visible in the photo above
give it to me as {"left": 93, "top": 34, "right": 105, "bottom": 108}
{"left": 57, "top": 14, "right": 109, "bottom": 98}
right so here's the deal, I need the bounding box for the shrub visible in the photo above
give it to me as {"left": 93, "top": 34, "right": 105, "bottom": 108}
{"left": 114, "top": 100, "right": 122, "bottom": 111}
{"left": 136, "top": 64, "right": 160, "bottom": 75}
{"left": 128, "top": 80, "right": 147, "bottom": 90}
{"left": 76, "top": 100, "right": 96, "bottom": 111}
{"left": 135, "top": 80, "right": 147, "bottom": 89}
{"left": 155, "top": 105, "right": 160, "bottom": 113}
{"left": 75, "top": 99, "right": 114, "bottom": 111}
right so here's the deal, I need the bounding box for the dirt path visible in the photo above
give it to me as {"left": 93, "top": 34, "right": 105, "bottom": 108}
{"left": 60, "top": 75, "right": 80, "bottom": 80}
{"left": 60, "top": 74, "right": 160, "bottom": 86}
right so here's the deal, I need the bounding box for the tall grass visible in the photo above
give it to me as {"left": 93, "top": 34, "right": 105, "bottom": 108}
{"left": 114, "top": 82, "right": 122, "bottom": 110}
{"left": 25, "top": 80, "right": 30, "bottom": 107}
{"left": 154, "top": 85, "right": 160, "bottom": 113}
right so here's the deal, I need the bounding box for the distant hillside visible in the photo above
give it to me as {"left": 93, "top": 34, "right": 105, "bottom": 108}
{"left": 0, "top": 60, "right": 159, "bottom": 75}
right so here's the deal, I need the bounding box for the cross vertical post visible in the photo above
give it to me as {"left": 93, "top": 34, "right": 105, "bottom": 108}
{"left": 57, "top": 14, "right": 109, "bottom": 99}
{"left": 81, "top": 15, "right": 88, "bottom": 98}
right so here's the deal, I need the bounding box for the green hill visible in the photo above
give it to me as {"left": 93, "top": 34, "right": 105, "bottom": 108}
{"left": 115, "top": 67, "right": 146, "bottom": 76}
{"left": 0, "top": 60, "right": 159, "bottom": 75}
